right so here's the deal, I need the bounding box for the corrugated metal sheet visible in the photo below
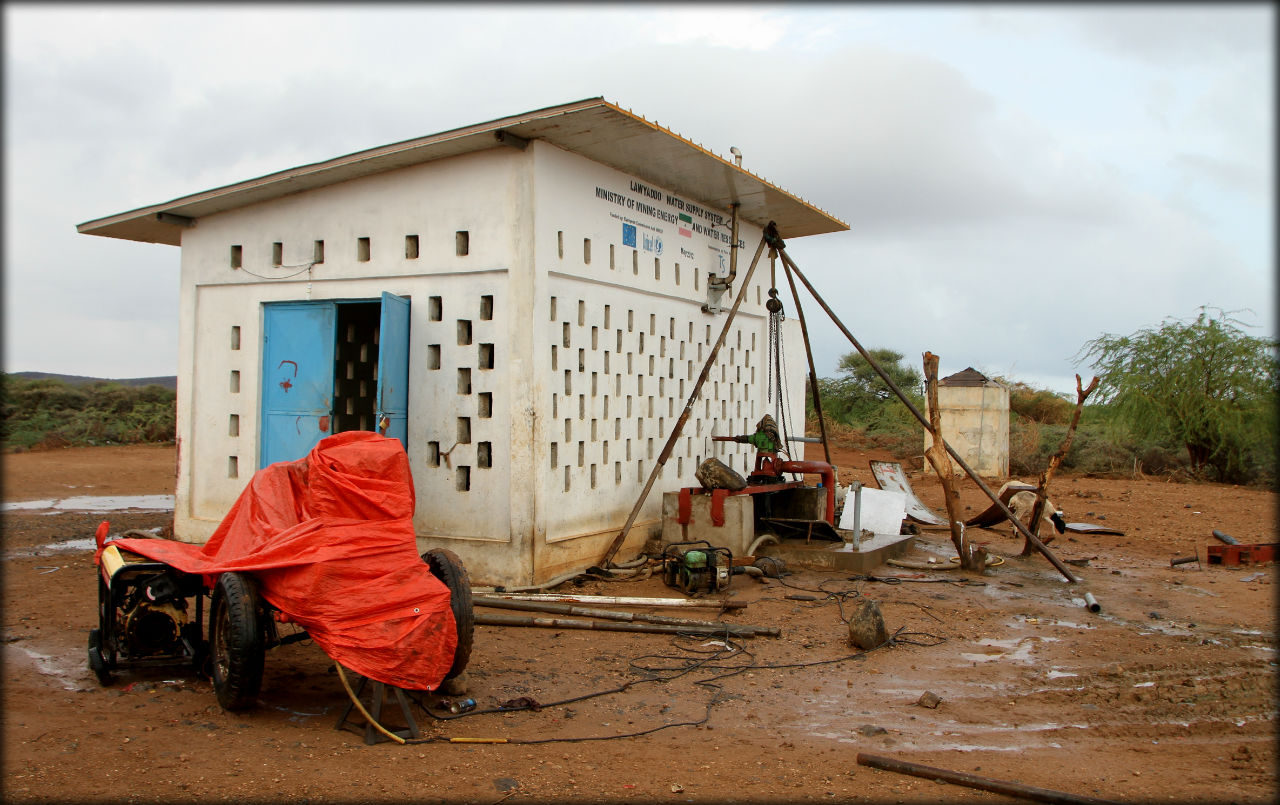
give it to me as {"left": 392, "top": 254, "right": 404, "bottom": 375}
{"left": 77, "top": 98, "right": 848, "bottom": 246}
{"left": 939, "top": 367, "right": 999, "bottom": 387}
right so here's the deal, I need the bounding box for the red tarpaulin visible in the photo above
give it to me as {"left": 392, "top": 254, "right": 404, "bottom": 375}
{"left": 108, "top": 431, "right": 457, "bottom": 690}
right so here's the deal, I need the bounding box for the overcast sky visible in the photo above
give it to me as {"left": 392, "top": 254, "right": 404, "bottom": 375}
{"left": 4, "top": 4, "right": 1273, "bottom": 394}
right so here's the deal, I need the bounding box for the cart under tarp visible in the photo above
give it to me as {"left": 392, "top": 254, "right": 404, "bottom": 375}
{"left": 107, "top": 431, "right": 457, "bottom": 691}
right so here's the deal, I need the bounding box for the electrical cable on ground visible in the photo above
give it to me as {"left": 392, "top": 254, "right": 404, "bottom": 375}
{"left": 395, "top": 618, "right": 943, "bottom": 745}
{"left": 766, "top": 574, "right": 949, "bottom": 644}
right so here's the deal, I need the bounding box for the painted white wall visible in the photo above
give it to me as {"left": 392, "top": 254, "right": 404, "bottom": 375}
{"left": 175, "top": 150, "right": 524, "bottom": 557}
{"left": 528, "top": 141, "right": 807, "bottom": 553}
{"left": 172, "top": 140, "right": 810, "bottom": 586}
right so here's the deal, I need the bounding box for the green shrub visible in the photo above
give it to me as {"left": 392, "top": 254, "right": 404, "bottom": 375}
{"left": 1, "top": 375, "right": 175, "bottom": 450}
{"left": 1077, "top": 307, "right": 1277, "bottom": 484}
{"left": 1001, "top": 379, "right": 1075, "bottom": 425}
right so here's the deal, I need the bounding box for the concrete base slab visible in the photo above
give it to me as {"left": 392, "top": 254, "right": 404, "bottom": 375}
{"left": 760, "top": 532, "right": 917, "bottom": 573}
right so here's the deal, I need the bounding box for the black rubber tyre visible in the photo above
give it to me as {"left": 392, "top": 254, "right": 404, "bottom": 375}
{"left": 421, "top": 548, "right": 473, "bottom": 680}
{"left": 96, "top": 576, "right": 119, "bottom": 670}
{"left": 87, "top": 628, "right": 111, "bottom": 685}
{"left": 209, "top": 572, "right": 265, "bottom": 711}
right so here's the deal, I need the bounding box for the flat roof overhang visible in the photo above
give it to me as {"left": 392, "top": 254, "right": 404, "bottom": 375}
{"left": 77, "top": 97, "right": 848, "bottom": 247}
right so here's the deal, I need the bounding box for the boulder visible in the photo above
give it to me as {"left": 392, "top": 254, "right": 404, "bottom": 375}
{"left": 695, "top": 458, "right": 747, "bottom": 491}
{"left": 847, "top": 598, "right": 889, "bottom": 650}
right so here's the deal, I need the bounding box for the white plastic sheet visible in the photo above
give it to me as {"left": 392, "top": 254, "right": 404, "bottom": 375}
{"left": 838, "top": 487, "right": 906, "bottom": 535}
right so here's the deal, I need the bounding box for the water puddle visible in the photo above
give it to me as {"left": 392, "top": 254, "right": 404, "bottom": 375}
{"left": 960, "top": 636, "right": 1057, "bottom": 664}
{"left": 43, "top": 537, "right": 101, "bottom": 552}
{"left": 874, "top": 680, "right": 1014, "bottom": 698}
{"left": 5, "top": 644, "right": 89, "bottom": 692}
{"left": 1013, "top": 615, "right": 1096, "bottom": 630}
{"left": 1046, "top": 619, "right": 1095, "bottom": 630}
{"left": 4, "top": 527, "right": 164, "bottom": 560}
{"left": 1137, "top": 623, "right": 1194, "bottom": 637}
{"left": 2, "top": 495, "right": 174, "bottom": 514}
{"left": 904, "top": 742, "right": 1024, "bottom": 752}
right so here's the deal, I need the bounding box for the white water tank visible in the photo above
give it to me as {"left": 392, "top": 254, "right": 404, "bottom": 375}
{"left": 923, "top": 367, "right": 1009, "bottom": 480}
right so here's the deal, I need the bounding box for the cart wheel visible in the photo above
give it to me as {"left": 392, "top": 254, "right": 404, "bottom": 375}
{"left": 421, "top": 549, "right": 473, "bottom": 680}
{"left": 88, "top": 628, "right": 112, "bottom": 685}
{"left": 97, "top": 576, "right": 119, "bottom": 670}
{"left": 210, "top": 572, "right": 264, "bottom": 711}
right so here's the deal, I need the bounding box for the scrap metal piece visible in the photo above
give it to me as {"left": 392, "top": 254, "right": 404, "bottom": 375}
{"left": 1212, "top": 529, "right": 1240, "bottom": 545}
{"left": 964, "top": 483, "right": 1037, "bottom": 527}
{"left": 869, "top": 461, "right": 947, "bottom": 526}
{"left": 1064, "top": 523, "right": 1126, "bottom": 536}
{"left": 1206, "top": 542, "right": 1278, "bottom": 566}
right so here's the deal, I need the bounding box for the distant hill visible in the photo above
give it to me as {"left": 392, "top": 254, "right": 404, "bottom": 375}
{"left": 7, "top": 372, "right": 177, "bottom": 391}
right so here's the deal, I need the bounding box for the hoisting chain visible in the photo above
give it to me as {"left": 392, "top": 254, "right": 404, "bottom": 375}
{"left": 766, "top": 305, "right": 776, "bottom": 407}
{"left": 765, "top": 288, "right": 795, "bottom": 459}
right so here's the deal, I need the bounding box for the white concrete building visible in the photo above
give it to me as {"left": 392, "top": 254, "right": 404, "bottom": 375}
{"left": 78, "top": 98, "right": 847, "bottom": 587}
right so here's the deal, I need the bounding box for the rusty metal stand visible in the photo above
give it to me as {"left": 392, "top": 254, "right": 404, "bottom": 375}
{"left": 776, "top": 243, "right": 1080, "bottom": 583}
{"left": 779, "top": 247, "right": 832, "bottom": 467}
{"left": 335, "top": 673, "right": 422, "bottom": 745}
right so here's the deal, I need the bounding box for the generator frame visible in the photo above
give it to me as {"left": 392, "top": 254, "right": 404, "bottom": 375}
{"left": 88, "top": 533, "right": 473, "bottom": 712}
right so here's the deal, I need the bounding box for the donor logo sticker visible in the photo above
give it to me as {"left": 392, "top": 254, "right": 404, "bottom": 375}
{"left": 642, "top": 232, "right": 663, "bottom": 255}
{"left": 622, "top": 223, "right": 637, "bottom": 247}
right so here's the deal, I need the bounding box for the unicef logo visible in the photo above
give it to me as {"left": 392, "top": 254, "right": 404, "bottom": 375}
{"left": 654, "top": 236, "right": 663, "bottom": 256}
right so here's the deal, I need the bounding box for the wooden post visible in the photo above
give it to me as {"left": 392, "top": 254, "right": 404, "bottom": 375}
{"left": 922, "top": 352, "right": 981, "bottom": 570}
{"left": 1020, "top": 374, "right": 1099, "bottom": 556}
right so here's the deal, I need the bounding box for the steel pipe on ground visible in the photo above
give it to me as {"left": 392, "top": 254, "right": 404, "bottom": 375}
{"left": 856, "top": 753, "right": 1121, "bottom": 805}
{"left": 471, "top": 593, "right": 747, "bottom": 610}
{"left": 475, "top": 612, "right": 774, "bottom": 638}
{"left": 474, "top": 596, "right": 779, "bottom": 635}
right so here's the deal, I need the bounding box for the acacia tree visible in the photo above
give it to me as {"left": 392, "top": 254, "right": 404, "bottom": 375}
{"left": 813, "top": 348, "right": 923, "bottom": 430}
{"left": 1076, "top": 307, "right": 1277, "bottom": 483}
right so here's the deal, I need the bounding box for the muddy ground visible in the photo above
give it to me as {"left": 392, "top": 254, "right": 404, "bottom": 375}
{"left": 2, "top": 443, "right": 1276, "bottom": 803}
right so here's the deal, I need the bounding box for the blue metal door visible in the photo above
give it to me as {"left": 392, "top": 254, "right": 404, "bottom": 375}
{"left": 375, "top": 292, "right": 410, "bottom": 447}
{"left": 260, "top": 302, "right": 336, "bottom": 467}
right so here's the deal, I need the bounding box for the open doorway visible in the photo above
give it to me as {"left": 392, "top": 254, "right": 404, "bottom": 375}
{"left": 333, "top": 301, "right": 380, "bottom": 433}
{"left": 260, "top": 293, "right": 409, "bottom": 467}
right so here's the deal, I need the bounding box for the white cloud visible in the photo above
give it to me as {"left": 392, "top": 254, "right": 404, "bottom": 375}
{"left": 2, "top": 4, "right": 1272, "bottom": 386}
{"left": 1062, "top": 5, "right": 1272, "bottom": 65}
{"left": 651, "top": 8, "right": 792, "bottom": 50}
